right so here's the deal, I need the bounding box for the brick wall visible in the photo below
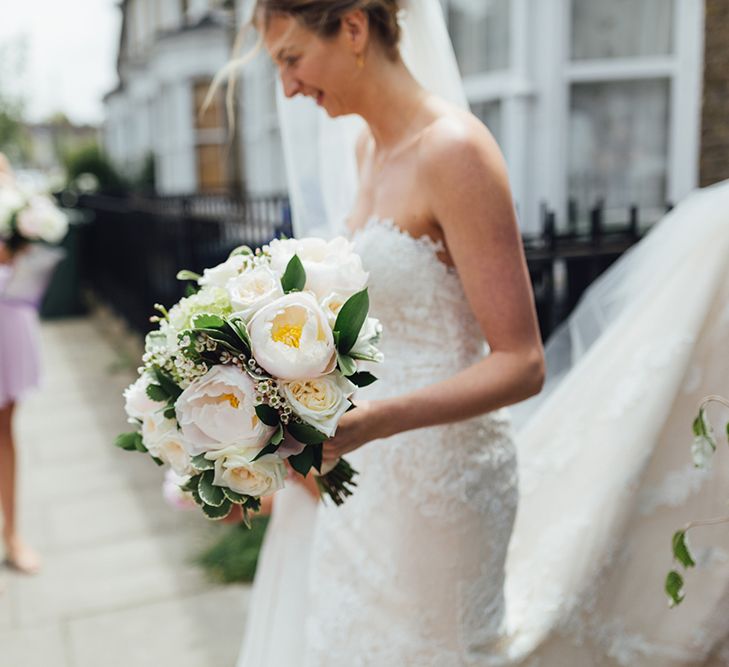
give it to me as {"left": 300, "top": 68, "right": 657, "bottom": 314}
{"left": 700, "top": 0, "right": 729, "bottom": 186}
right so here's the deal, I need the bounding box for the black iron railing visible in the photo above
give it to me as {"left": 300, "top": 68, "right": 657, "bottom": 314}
{"left": 74, "top": 192, "right": 665, "bottom": 339}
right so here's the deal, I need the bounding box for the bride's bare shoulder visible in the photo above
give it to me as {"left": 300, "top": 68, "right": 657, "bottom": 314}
{"left": 419, "top": 103, "right": 508, "bottom": 200}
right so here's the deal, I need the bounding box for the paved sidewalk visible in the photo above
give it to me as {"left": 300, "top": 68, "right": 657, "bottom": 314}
{"left": 0, "top": 319, "right": 249, "bottom": 667}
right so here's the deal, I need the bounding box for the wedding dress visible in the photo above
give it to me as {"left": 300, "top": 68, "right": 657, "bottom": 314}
{"left": 234, "top": 0, "right": 729, "bottom": 662}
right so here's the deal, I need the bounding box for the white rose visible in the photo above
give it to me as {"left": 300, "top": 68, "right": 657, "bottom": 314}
{"left": 248, "top": 292, "right": 336, "bottom": 380}
{"left": 149, "top": 430, "right": 193, "bottom": 476}
{"left": 198, "top": 254, "right": 247, "bottom": 288}
{"left": 267, "top": 236, "right": 368, "bottom": 301}
{"left": 281, "top": 374, "right": 357, "bottom": 437}
{"left": 123, "top": 373, "right": 162, "bottom": 423}
{"left": 0, "top": 185, "right": 25, "bottom": 237}
{"left": 175, "top": 365, "right": 274, "bottom": 456}
{"left": 208, "top": 446, "right": 286, "bottom": 497}
{"left": 350, "top": 317, "right": 384, "bottom": 363}
{"left": 16, "top": 195, "right": 68, "bottom": 243}
{"left": 227, "top": 264, "right": 284, "bottom": 321}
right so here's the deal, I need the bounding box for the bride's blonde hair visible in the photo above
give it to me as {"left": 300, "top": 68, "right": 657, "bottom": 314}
{"left": 203, "top": 0, "right": 402, "bottom": 136}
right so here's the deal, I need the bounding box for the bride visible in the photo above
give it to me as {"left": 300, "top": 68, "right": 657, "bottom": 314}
{"left": 235, "top": 1, "right": 729, "bottom": 666}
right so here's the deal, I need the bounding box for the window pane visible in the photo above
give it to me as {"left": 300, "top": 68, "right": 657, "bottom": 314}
{"left": 568, "top": 79, "right": 669, "bottom": 216}
{"left": 472, "top": 100, "right": 503, "bottom": 147}
{"left": 571, "top": 0, "right": 673, "bottom": 60}
{"left": 448, "top": 0, "right": 510, "bottom": 76}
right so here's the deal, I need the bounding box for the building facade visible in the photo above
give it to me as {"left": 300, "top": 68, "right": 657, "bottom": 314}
{"left": 104, "top": 0, "right": 237, "bottom": 194}
{"left": 107, "top": 1, "right": 718, "bottom": 233}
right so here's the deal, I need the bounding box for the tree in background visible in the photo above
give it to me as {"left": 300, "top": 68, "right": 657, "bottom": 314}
{"left": 0, "top": 39, "right": 30, "bottom": 163}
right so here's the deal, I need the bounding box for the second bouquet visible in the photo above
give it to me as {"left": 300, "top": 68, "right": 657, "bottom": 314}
{"left": 117, "top": 236, "right": 383, "bottom": 524}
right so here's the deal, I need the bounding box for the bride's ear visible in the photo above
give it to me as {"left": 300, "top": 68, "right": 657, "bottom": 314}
{"left": 340, "top": 9, "right": 369, "bottom": 55}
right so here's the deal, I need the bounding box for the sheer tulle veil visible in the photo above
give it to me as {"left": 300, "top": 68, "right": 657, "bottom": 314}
{"left": 271, "top": 0, "right": 729, "bottom": 662}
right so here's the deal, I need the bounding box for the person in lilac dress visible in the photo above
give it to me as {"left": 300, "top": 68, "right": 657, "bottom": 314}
{"left": 0, "top": 153, "right": 42, "bottom": 575}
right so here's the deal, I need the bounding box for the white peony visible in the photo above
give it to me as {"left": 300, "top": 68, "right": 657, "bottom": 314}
{"left": 207, "top": 446, "right": 286, "bottom": 497}
{"left": 350, "top": 317, "right": 384, "bottom": 363}
{"left": 175, "top": 365, "right": 274, "bottom": 456}
{"left": 0, "top": 185, "right": 25, "bottom": 238}
{"left": 281, "top": 374, "right": 357, "bottom": 437}
{"left": 226, "top": 264, "right": 284, "bottom": 321}
{"left": 198, "top": 254, "right": 247, "bottom": 288}
{"left": 16, "top": 195, "right": 68, "bottom": 243}
{"left": 267, "top": 236, "right": 368, "bottom": 301}
{"left": 248, "top": 292, "right": 336, "bottom": 380}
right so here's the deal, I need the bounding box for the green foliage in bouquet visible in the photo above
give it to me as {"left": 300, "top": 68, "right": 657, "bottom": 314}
{"left": 665, "top": 396, "right": 729, "bottom": 607}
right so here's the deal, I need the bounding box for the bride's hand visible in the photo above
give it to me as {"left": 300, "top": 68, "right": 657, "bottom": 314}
{"left": 322, "top": 400, "right": 387, "bottom": 463}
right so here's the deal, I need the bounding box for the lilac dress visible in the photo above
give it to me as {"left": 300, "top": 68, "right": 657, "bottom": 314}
{"left": 0, "top": 264, "right": 41, "bottom": 408}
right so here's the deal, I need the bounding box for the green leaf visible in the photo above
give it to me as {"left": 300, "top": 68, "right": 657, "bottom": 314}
{"left": 665, "top": 570, "right": 685, "bottom": 607}
{"left": 222, "top": 487, "right": 248, "bottom": 504}
{"left": 337, "top": 353, "right": 357, "bottom": 376}
{"left": 115, "top": 431, "right": 144, "bottom": 452}
{"left": 270, "top": 423, "right": 284, "bottom": 446}
{"left": 672, "top": 530, "right": 696, "bottom": 568}
{"left": 163, "top": 406, "right": 177, "bottom": 420}
{"left": 252, "top": 441, "right": 280, "bottom": 462}
{"left": 181, "top": 474, "right": 202, "bottom": 493}
{"left": 255, "top": 404, "right": 280, "bottom": 427}
{"left": 281, "top": 254, "right": 306, "bottom": 293}
{"left": 333, "top": 289, "right": 369, "bottom": 354}
{"left": 349, "top": 371, "right": 378, "bottom": 387}
{"left": 185, "top": 284, "right": 199, "bottom": 297}
{"left": 289, "top": 446, "right": 315, "bottom": 476}
{"left": 146, "top": 383, "right": 168, "bottom": 403}
{"left": 151, "top": 456, "right": 165, "bottom": 467}
{"left": 228, "top": 317, "right": 252, "bottom": 350}
{"left": 311, "top": 443, "right": 323, "bottom": 474}
{"left": 152, "top": 367, "right": 183, "bottom": 400}
{"left": 191, "top": 454, "right": 215, "bottom": 472}
{"left": 201, "top": 499, "right": 233, "bottom": 520}
{"left": 176, "top": 269, "right": 201, "bottom": 282}
{"left": 192, "top": 313, "right": 227, "bottom": 330}
{"left": 287, "top": 420, "right": 327, "bottom": 445}
{"left": 198, "top": 471, "right": 226, "bottom": 507}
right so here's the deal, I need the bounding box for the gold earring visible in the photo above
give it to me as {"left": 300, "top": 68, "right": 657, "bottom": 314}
{"left": 356, "top": 53, "right": 365, "bottom": 69}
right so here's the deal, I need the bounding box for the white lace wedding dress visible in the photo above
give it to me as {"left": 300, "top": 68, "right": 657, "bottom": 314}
{"left": 237, "top": 183, "right": 729, "bottom": 667}
{"left": 303, "top": 218, "right": 519, "bottom": 666}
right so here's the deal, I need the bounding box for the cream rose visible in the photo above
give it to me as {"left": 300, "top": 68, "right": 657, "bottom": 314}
{"left": 175, "top": 365, "right": 274, "bottom": 456}
{"left": 281, "top": 374, "right": 357, "bottom": 438}
{"left": 208, "top": 446, "right": 286, "bottom": 497}
{"left": 198, "top": 254, "right": 247, "bottom": 288}
{"left": 267, "top": 236, "right": 368, "bottom": 301}
{"left": 248, "top": 292, "right": 336, "bottom": 380}
{"left": 226, "top": 264, "right": 284, "bottom": 321}
{"left": 141, "top": 410, "right": 177, "bottom": 449}
{"left": 149, "top": 430, "right": 193, "bottom": 476}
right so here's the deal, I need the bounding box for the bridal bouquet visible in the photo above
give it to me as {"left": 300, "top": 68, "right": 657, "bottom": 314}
{"left": 0, "top": 183, "right": 69, "bottom": 248}
{"left": 117, "top": 237, "right": 383, "bottom": 524}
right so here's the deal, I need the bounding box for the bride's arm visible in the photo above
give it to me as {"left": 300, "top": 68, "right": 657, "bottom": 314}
{"left": 323, "top": 116, "right": 544, "bottom": 462}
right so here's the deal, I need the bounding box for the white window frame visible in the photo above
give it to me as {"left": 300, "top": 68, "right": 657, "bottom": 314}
{"left": 444, "top": 0, "right": 704, "bottom": 234}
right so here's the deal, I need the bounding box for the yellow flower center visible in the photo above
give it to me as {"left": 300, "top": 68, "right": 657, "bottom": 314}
{"left": 272, "top": 323, "right": 303, "bottom": 348}
{"left": 218, "top": 393, "right": 240, "bottom": 409}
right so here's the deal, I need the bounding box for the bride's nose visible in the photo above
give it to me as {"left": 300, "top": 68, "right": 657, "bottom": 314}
{"left": 281, "top": 71, "right": 302, "bottom": 98}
